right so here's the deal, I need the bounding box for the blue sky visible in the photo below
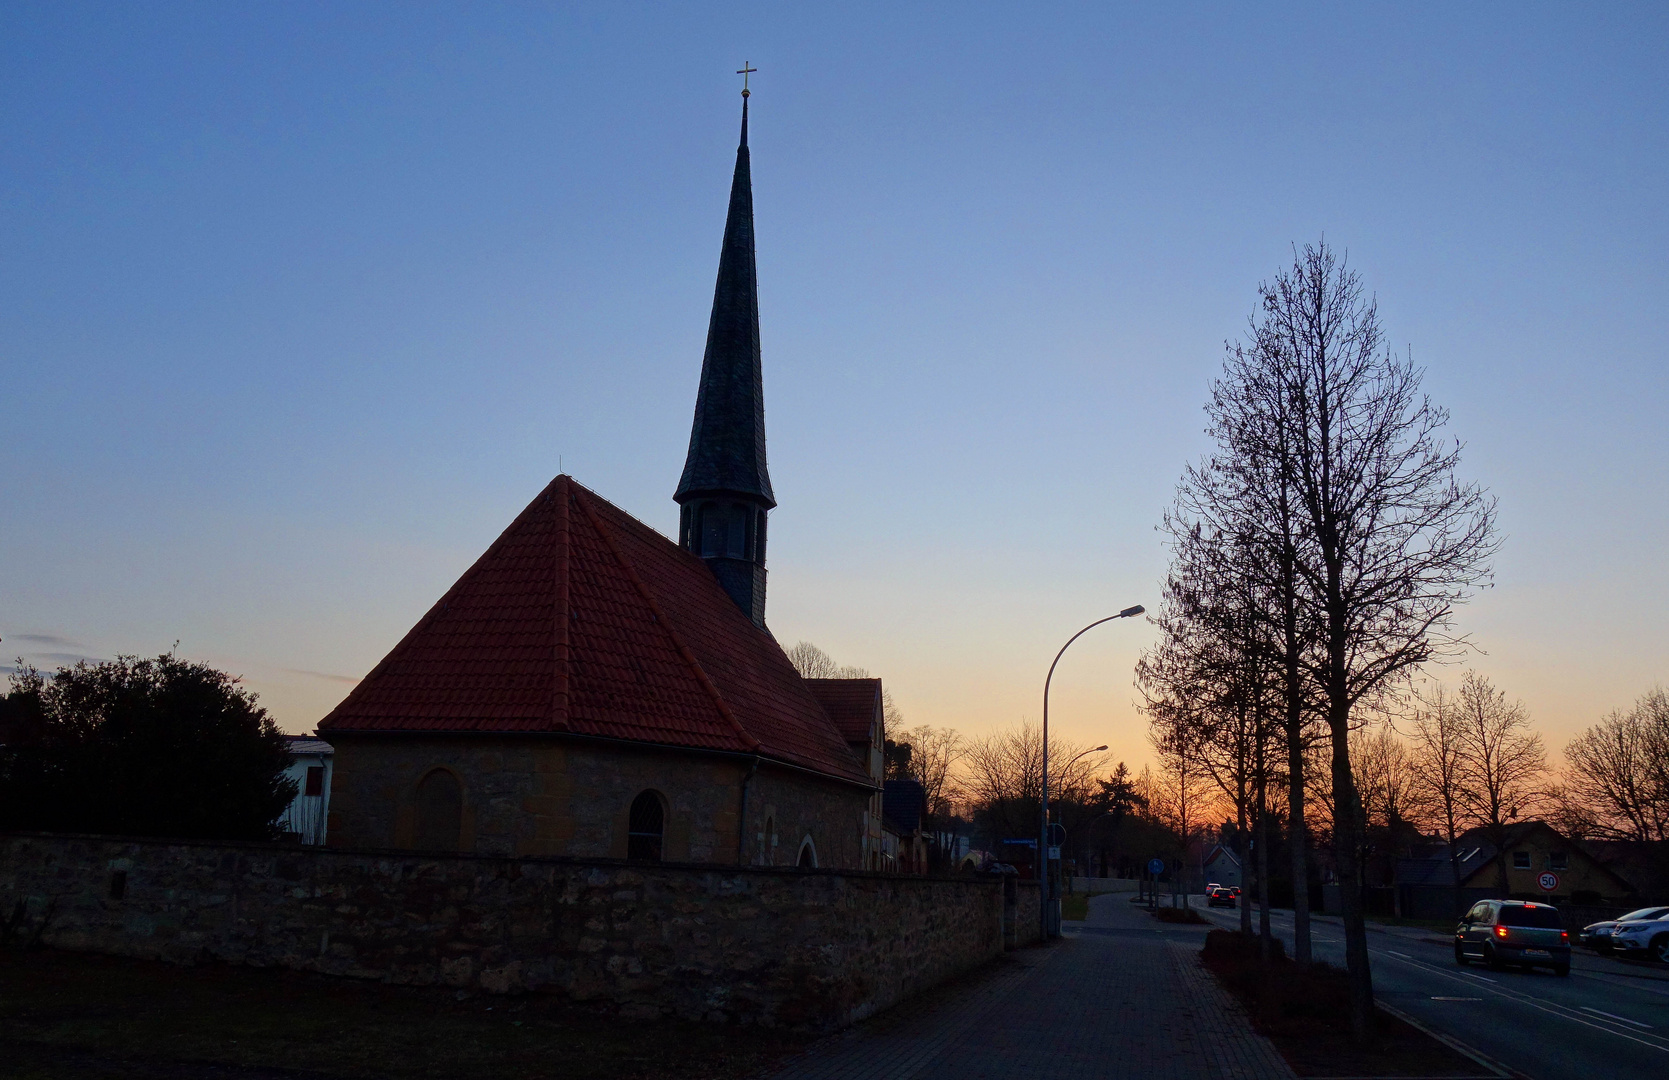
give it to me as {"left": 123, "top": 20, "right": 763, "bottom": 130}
{"left": 3, "top": 3, "right": 1665, "bottom": 771}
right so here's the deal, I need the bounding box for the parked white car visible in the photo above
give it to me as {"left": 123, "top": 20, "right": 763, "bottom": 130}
{"left": 1580, "top": 906, "right": 1669, "bottom": 951}
{"left": 1608, "top": 915, "right": 1669, "bottom": 963}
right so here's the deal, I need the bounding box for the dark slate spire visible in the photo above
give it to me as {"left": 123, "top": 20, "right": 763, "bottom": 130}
{"left": 675, "top": 99, "right": 775, "bottom": 508}
{"left": 675, "top": 97, "right": 775, "bottom": 628}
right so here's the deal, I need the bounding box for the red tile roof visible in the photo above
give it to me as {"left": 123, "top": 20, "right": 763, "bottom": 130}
{"left": 805, "top": 679, "right": 882, "bottom": 746}
{"left": 318, "top": 476, "right": 872, "bottom": 786}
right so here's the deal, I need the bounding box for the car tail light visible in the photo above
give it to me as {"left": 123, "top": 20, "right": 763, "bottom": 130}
{"left": 1494, "top": 924, "right": 1509, "bottom": 938}
{"left": 1561, "top": 930, "right": 1569, "bottom": 941}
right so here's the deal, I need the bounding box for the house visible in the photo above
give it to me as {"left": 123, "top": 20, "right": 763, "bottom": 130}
{"left": 317, "top": 100, "right": 880, "bottom": 868}
{"left": 279, "top": 735, "right": 333, "bottom": 845}
{"left": 1577, "top": 839, "right": 1669, "bottom": 899}
{"left": 1200, "top": 844, "right": 1243, "bottom": 890}
{"left": 805, "top": 678, "right": 887, "bottom": 868}
{"left": 1393, "top": 821, "right": 1636, "bottom": 918}
{"left": 883, "top": 779, "right": 929, "bottom": 874}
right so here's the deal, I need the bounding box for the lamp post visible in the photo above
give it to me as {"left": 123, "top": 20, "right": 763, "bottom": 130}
{"left": 1040, "top": 606, "right": 1144, "bottom": 940}
{"left": 1051, "top": 744, "right": 1106, "bottom": 899}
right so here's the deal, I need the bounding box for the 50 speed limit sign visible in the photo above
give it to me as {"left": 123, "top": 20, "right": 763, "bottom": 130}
{"left": 1537, "top": 871, "right": 1560, "bottom": 892}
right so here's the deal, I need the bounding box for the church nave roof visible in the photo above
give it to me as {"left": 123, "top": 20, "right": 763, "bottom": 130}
{"left": 318, "top": 475, "right": 869, "bottom": 786}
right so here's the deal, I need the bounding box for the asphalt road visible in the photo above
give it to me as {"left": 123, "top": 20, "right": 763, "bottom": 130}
{"left": 1187, "top": 896, "right": 1669, "bottom": 1080}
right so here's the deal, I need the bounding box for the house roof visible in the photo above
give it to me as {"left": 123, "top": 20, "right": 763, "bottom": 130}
{"left": 317, "top": 475, "right": 870, "bottom": 786}
{"left": 1203, "top": 844, "right": 1241, "bottom": 868}
{"left": 883, "top": 779, "right": 926, "bottom": 834}
{"left": 1395, "top": 857, "right": 1457, "bottom": 888}
{"left": 804, "top": 679, "right": 881, "bottom": 746}
{"left": 284, "top": 735, "right": 333, "bottom": 757}
{"left": 1394, "top": 821, "right": 1637, "bottom": 893}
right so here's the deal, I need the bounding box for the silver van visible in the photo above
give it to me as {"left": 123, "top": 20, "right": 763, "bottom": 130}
{"left": 1455, "top": 899, "right": 1570, "bottom": 975}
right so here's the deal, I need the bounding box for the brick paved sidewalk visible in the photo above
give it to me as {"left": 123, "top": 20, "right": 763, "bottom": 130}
{"left": 763, "top": 893, "right": 1294, "bottom": 1080}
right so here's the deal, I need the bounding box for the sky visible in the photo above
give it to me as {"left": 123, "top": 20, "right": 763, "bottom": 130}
{"left": 3, "top": 2, "right": 1665, "bottom": 776}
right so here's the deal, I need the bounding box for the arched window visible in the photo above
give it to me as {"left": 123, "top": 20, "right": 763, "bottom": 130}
{"left": 797, "top": 837, "right": 817, "bottom": 869}
{"left": 627, "top": 790, "right": 665, "bottom": 862}
{"left": 415, "top": 769, "right": 462, "bottom": 852}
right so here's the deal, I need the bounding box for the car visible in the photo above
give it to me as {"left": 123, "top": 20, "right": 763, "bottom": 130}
{"left": 1230, "top": 886, "right": 1242, "bottom": 898}
{"left": 1580, "top": 906, "right": 1669, "bottom": 951}
{"left": 1205, "top": 882, "right": 1222, "bottom": 895}
{"left": 1208, "top": 886, "right": 1237, "bottom": 908}
{"left": 1454, "top": 899, "right": 1570, "bottom": 975}
{"left": 1608, "top": 914, "right": 1669, "bottom": 964}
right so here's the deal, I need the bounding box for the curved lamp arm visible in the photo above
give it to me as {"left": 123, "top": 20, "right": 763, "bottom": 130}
{"left": 1039, "top": 605, "right": 1144, "bottom": 938}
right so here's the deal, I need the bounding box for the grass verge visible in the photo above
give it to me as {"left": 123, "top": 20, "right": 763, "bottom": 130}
{"left": 1199, "top": 929, "right": 1495, "bottom": 1078}
{"left": 1060, "top": 892, "right": 1090, "bottom": 921}
{"left": 1151, "top": 906, "right": 1206, "bottom": 924}
{"left": 0, "top": 948, "right": 812, "bottom": 1080}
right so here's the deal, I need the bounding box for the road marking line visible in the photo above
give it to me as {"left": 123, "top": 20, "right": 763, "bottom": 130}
{"left": 1581, "top": 1006, "right": 1653, "bottom": 1029}
{"left": 1388, "top": 950, "right": 1412, "bottom": 958}
{"left": 1459, "top": 972, "right": 1498, "bottom": 983}
{"left": 1431, "top": 996, "right": 1483, "bottom": 1001}
{"left": 1375, "top": 951, "right": 1669, "bottom": 1054}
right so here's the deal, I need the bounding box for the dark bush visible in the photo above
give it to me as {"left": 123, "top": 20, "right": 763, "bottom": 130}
{"left": 1153, "top": 906, "right": 1207, "bottom": 924}
{"left": 0, "top": 654, "right": 296, "bottom": 841}
{"left": 1199, "top": 930, "right": 1365, "bottom": 1036}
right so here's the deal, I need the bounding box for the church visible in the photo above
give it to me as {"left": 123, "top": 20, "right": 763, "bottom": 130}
{"left": 319, "top": 95, "right": 889, "bottom": 871}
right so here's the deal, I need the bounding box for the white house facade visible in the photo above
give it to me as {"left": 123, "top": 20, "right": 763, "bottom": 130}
{"left": 280, "top": 735, "right": 333, "bottom": 845}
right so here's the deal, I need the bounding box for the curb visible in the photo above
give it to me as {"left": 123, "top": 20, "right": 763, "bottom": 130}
{"left": 1375, "top": 1000, "right": 1528, "bottom": 1079}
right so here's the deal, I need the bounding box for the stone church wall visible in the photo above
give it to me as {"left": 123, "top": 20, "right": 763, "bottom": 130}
{"left": 0, "top": 832, "right": 1012, "bottom": 1029}
{"left": 326, "top": 735, "right": 872, "bottom": 868}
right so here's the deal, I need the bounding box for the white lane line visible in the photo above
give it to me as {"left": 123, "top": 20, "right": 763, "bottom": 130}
{"left": 1388, "top": 950, "right": 1413, "bottom": 959}
{"left": 1582, "top": 1006, "right": 1654, "bottom": 1029}
{"left": 1459, "top": 971, "right": 1499, "bottom": 983}
{"left": 1431, "top": 996, "right": 1483, "bottom": 1001}
{"left": 1374, "top": 950, "right": 1669, "bottom": 1054}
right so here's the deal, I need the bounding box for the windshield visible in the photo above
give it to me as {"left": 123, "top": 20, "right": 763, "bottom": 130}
{"left": 1498, "top": 904, "right": 1563, "bottom": 929}
{"left": 1617, "top": 907, "right": 1669, "bottom": 923}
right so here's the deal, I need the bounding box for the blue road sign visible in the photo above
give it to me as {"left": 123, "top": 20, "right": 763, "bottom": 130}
{"left": 1147, "top": 857, "right": 1165, "bottom": 875}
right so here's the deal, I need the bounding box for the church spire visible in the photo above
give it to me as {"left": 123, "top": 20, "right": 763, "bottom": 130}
{"left": 675, "top": 87, "right": 775, "bottom": 628}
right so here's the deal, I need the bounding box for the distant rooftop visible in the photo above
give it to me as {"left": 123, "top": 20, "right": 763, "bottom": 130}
{"left": 284, "top": 734, "right": 333, "bottom": 756}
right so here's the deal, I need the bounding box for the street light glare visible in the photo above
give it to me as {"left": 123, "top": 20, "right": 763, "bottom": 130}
{"left": 1119, "top": 605, "right": 1146, "bottom": 618}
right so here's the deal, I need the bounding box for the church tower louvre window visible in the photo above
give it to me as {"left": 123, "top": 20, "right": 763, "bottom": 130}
{"left": 674, "top": 92, "right": 775, "bottom": 628}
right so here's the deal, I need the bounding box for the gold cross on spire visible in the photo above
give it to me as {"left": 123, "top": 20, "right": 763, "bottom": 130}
{"left": 737, "top": 61, "right": 756, "bottom": 98}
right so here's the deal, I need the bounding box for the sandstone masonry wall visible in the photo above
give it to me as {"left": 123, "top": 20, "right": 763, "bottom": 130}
{"left": 0, "top": 833, "right": 1008, "bottom": 1029}
{"left": 325, "top": 736, "right": 872, "bottom": 869}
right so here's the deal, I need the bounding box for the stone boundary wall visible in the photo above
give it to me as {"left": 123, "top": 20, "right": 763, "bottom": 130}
{"left": 1070, "top": 876, "right": 1140, "bottom": 895}
{"left": 0, "top": 833, "right": 1015, "bottom": 1030}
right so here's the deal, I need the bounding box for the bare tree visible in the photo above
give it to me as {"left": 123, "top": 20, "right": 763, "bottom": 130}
{"left": 1200, "top": 242, "right": 1498, "bottom": 1037}
{"left": 962, "top": 721, "right": 1107, "bottom": 853}
{"left": 1188, "top": 354, "right": 1330, "bottom": 963}
{"left": 787, "top": 640, "right": 907, "bottom": 741}
{"left": 1563, "top": 688, "right": 1669, "bottom": 843}
{"left": 1409, "top": 684, "right": 1472, "bottom": 911}
{"left": 1451, "top": 672, "right": 1545, "bottom": 892}
{"left": 1356, "top": 722, "right": 1423, "bottom": 837}
{"left": 785, "top": 641, "right": 860, "bottom": 679}
{"left": 1353, "top": 720, "right": 1425, "bottom": 892}
{"left": 1138, "top": 526, "right": 1267, "bottom": 931}
{"left": 1150, "top": 719, "right": 1215, "bottom": 906}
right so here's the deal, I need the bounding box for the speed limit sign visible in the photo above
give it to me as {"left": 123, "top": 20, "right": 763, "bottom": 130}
{"left": 1537, "top": 871, "right": 1560, "bottom": 892}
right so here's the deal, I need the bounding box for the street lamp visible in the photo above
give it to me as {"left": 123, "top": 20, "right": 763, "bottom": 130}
{"left": 1050, "top": 744, "right": 1106, "bottom": 892}
{"left": 1040, "top": 606, "right": 1143, "bottom": 940}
